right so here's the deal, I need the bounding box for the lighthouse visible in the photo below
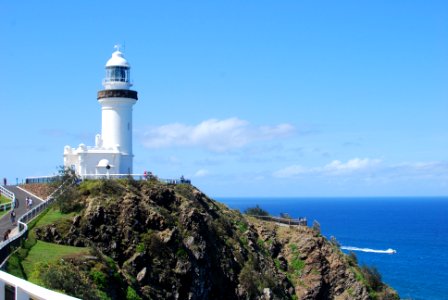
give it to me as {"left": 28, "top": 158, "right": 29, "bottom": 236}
{"left": 64, "top": 46, "right": 138, "bottom": 178}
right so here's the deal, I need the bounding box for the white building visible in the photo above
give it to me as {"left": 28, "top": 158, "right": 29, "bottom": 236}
{"left": 64, "top": 46, "right": 138, "bottom": 178}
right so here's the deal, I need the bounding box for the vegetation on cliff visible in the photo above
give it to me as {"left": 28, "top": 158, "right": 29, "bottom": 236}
{"left": 8, "top": 178, "right": 398, "bottom": 299}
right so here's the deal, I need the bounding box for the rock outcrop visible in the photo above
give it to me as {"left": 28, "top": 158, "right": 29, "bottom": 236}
{"left": 33, "top": 179, "right": 398, "bottom": 300}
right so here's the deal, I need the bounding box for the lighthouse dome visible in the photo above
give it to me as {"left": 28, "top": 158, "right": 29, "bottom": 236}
{"left": 106, "top": 50, "right": 130, "bottom": 68}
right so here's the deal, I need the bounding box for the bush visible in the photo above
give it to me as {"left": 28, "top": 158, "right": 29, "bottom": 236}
{"left": 236, "top": 221, "right": 248, "bottom": 233}
{"left": 347, "top": 251, "right": 358, "bottom": 266}
{"left": 38, "top": 261, "right": 99, "bottom": 300}
{"left": 238, "top": 259, "right": 260, "bottom": 297}
{"left": 288, "top": 243, "right": 305, "bottom": 276}
{"left": 90, "top": 269, "right": 107, "bottom": 289}
{"left": 52, "top": 168, "right": 83, "bottom": 213}
{"left": 126, "top": 286, "right": 142, "bottom": 300}
{"left": 238, "top": 257, "right": 276, "bottom": 298}
{"left": 361, "top": 265, "right": 383, "bottom": 291}
{"left": 290, "top": 257, "right": 305, "bottom": 276}
{"left": 244, "top": 204, "right": 269, "bottom": 216}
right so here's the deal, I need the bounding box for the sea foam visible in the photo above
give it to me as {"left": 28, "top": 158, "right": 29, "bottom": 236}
{"left": 341, "top": 246, "right": 397, "bottom": 254}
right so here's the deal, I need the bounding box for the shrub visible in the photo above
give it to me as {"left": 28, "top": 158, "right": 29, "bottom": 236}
{"left": 244, "top": 204, "right": 269, "bottom": 216}
{"left": 238, "top": 257, "right": 276, "bottom": 298}
{"left": 136, "top": 242, "right": 145, "bottom": 253}
{"left": 143, "top": 234, "right": 166, "bottom": 258}
{"left": 288, "top": 243, "right": 305, "bottom": 277}
{"left": 236, "top": 221, "right": 248, "bottom": 233}
{"left": 361, "top": 265, "right": 383, "bottom": 291}
{"left": 55, "top": 184, "right": 81, "bottom": 213}
{"left": 274, "top": 258, "right": 282, "bottom": 270}
{"left": 176, "top": 248, "right": 188, "bottom": 259}
{"left": 126, "top": 286, "right": 142, "bottom": 300}
{"left": 290, "top": 257, "right": 305, "bottom": 276}
{"left": 90, "top": 269, "right": 107, "bottom": 289}
{"left": 289, "top": 243, "right": 298, "bottom": 252}
{"left": 347, "top": 251, "right": 358, "bottom": 266}
{"left": 38, "top": 261, "right": 99, "bottom": 300}
{"left": 238, "top": 259, "right": 260, "bottom": 297}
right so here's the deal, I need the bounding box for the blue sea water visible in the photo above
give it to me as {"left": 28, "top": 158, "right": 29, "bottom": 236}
{"left": 217, "top": 197, "right": 448, "bottom": 300}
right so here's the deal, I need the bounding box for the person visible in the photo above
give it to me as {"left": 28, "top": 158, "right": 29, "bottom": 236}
{"left": 3, "top": 178, "right": 6, "bottom": 186}
{"left": 3, "top": 229, "right": 11, "bottom": 241}
{"left": 10, "top": 209, "right": 16, "bottom": 225}
{"left": 28, "top": 197, "right": 33, "bottom": 209}
{"left": 25, "top": 197, "right": 29, "bottom": 210}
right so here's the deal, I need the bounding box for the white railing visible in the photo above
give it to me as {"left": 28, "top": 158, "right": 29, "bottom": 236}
{"left": 79, "top": 173, "right": 146, "bottom": 180}
{"left": 26, "top": 174, "right": 192, "bottom": 186}
{"left": 0, "top": 186, "right": 15, "bottom": 212}
{"left": 78, "top": 174, "right": 192, "bottom": 184}
{"left": 0, "top": 270, "right": 80, "bottom": 300}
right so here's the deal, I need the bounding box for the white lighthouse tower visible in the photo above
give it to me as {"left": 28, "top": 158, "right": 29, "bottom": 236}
{"left": 63, "top": 46, "right": 138, "bottom": 177}
{"left": 98, "top": 46, "right": 138, "bottom": 173}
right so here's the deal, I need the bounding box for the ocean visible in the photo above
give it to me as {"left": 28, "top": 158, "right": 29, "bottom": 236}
{"left": 217, "top": 197, "right": 448, "bottom": 300}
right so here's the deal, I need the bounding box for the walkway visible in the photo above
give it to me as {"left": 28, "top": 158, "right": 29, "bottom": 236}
{"left": 0, "top": 186, "right": 44, "bottom": 238}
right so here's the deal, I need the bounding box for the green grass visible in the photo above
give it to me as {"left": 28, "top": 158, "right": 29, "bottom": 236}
{"left": 290, "top": 257, "right": 305, "bottom": 276}
{"left": 236, "top": 221, "right": 248, "bottom": 233}
{"left": 6, "top": 206, "right": 85, "bottom": 283}
{"left": 0, "top": 194, "right": 12, "bottom": 204}
{"left": 33, "top": 208, "right": 77, "bottom": 227}
{"left": 288, "top": 243, "right": 306, "bottom": 277}
{"left": 22, "top": 240, "right": 89, "bottom": 284}
{"left": 274, "top": 258, "right": 283, "bottom": 271}
{"left": 0, "top": 195, "right": 13, "bottom": 217}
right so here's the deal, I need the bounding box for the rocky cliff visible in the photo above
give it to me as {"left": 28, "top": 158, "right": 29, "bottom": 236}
{"left": 32, "top": 179, "right": 398, "bottom": 300}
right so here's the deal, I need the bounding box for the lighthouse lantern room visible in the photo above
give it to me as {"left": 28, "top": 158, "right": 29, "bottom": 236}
{"left": 64, "top": 46, "right": 138, "bottom": 178}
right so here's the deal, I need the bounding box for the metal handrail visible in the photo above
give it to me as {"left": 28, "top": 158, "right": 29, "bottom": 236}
{"left": 26, "top": 174, "right": 192, "bottom": 185}
{"left": 0, "top": 270, "right": 80, "bottom": 300}
{"left": 246, "top": 214, "right": 308, "bottom": 226}
{"left": 0, "top": 186, "right": 15, "bottom": 212}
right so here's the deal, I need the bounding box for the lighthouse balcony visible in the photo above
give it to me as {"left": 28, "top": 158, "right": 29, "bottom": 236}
{"left": 97, "top": 89, "right": 138, "bottom": 100}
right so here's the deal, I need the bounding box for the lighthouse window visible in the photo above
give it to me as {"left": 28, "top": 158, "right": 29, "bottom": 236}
{"left": 106, "top": 67, "right": 129, "bottom": 82}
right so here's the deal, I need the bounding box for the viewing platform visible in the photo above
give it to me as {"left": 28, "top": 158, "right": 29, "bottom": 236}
{"left": 247, "top": 214, "right": 308, "bottom": 226}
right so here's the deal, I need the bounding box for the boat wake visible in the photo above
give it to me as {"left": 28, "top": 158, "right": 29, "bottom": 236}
{"left": 341, "top": 246, "right": 397, "bottom": 254}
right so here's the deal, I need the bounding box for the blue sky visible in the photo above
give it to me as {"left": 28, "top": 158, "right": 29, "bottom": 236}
{"left": 0, "top": 1, "right": 447, "bottom": 197}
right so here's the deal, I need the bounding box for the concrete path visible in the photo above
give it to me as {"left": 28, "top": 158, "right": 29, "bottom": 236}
{"left": 0, "top": 186, "right": 44, "bottom": 238}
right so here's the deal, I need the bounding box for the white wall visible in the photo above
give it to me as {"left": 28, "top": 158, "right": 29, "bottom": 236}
{"left": 99, "top": 97, "right": 136, "bottom": 156}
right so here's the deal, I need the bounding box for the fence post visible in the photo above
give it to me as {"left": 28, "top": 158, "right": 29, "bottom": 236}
{"left": 15, "top": 286, "right": 29, "bottom": 300}
{"left": 0, "top": 278, "right": 4, "bottom": 300}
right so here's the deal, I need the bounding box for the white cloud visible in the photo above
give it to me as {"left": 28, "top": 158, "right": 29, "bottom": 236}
{"left": 141, "top": 118, "right": 294, "bottom": 152}
{"left": 273, "top": 158, "right": 382, "bottom": 178}
{"left": 323, "top": 158, "right": 381, "bottom": 175}
{"left": 273, "top": 158, "right": 448, "bottom": 181}
{"left": 389, "top": 161, "right": 448, "bottom": 178}
{"left": 194, "top": 169, "right": 210, "bottom": 177}
{"left": 272, "top": 165, "right": 308, "bottom": 178}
